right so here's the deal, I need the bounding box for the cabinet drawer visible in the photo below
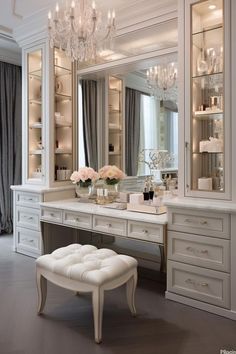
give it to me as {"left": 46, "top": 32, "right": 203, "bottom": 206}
{"left": 16, "top": 227, "right": 41, "bottom": 252}
{"left": 16, "top": 191, "right": 41, "bottom": 208}
{"left": 93, "top": 216, "right": 127, "bottom": 236}
{"left": 168, "top": 208, "right": 230, "bottom": 238}
{"left": 41, "top": 207, "right": 63, "bottom": 224}
{"left": 167, "top": 261, "right": 230, "bottom": 308}
{"left": 63, "top": 211, "right": 92, "bottom": 230}
{"left": 16, "top": 207, "right": 40, "bottom": 231}
{"left": 128, "top": 221, "right": 164, "bottom": 243}
{"left": 168, "top": 231, "right": 230, "bottom": 272}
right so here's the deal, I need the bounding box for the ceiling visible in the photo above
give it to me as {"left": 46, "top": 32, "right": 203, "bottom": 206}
{"left": 0, "top": 0, "right": 177, "bottom": 65}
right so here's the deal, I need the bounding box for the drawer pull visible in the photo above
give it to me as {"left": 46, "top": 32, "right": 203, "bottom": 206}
{"left": 23, "top": 215, "right": 33, "bottom": 220}
{"left": 186, "top": 246, "right": 194, "bottom": 252}
{"left": 107, "top": 223, "right": 112, "bottom": 228}
{"left": 186, "top": 246, "right": 208, "bottom": 255}
{"left": 76, "top": 217, "right": 80, "bottom": 222}
{"left": 184, "top": 218, "right": 196, "bottom": 224}
{"left": 200, "top": 221, "right": 208, "bottom": 225}
{"left": 142, "top": 229, "right": 148, "bottom": 234}
{"left": 200, "top": 282, "right": 208, "bottom": 287}
{"left": 50, "top": 213, "right": 55, "bottom": 217}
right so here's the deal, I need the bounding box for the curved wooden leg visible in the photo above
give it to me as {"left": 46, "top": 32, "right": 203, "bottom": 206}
{"left": 36, "top": 270, "right": 47, "bottom": 315}
{"left": 126, "top": 269, "right": 137, "bottom": 316}
{"left": 92, "top": 287, "right": 104, "bottom": 344}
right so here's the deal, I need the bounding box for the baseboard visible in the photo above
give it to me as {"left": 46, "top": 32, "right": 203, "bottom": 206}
{"left": 165, "top": 291, "right": 236, "bottom": 321}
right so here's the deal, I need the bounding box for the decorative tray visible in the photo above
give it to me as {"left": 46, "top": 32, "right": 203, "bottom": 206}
{"left": 126, "top": 203, "right": 167, "bottom": 215}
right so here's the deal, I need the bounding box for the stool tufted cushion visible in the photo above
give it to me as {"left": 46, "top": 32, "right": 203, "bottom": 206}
{"left": 36, "top": 244, "right": 138, "bottom": 286}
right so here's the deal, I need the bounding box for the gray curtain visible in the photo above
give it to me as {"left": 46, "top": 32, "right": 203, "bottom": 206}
{"left": 125, "top": 87, "right": 141, "bottom": 176}
{"left": 0, "top": 61, "right": 22, "bottom": 234}
{"left": 81, "top": 80, "right": 98, "bottom": 170}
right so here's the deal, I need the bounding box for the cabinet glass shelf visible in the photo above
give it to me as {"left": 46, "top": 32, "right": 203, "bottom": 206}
{"left": 54, "top": 65, "right": 72, "bottom": 77}
{"left": 29, "top": 99, "right": 42, "bottom": 105}
{"left": 192, "top": 24, "right": 223, "bottom": 36}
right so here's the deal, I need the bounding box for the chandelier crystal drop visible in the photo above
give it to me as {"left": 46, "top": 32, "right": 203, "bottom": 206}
{"left": 146, "top": 62, "right": 178, "bottom": 101}
{"left": 48, "top": 0, "right": 116, "bottom": 63}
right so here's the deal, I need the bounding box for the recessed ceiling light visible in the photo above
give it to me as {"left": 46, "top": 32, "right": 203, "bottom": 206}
{"left": 209, "top": 4, "right": 216, "bottom": 10}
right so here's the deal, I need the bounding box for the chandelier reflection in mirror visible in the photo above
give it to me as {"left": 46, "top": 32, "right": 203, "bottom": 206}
{"left": 146, "top": 62, "right": 178, "bottom": 101}
{"left": 48, "top": 0, "right": 116, "bottom": 63}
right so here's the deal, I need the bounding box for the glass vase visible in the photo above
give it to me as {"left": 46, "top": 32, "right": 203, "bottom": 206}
{"left": 75, "top": 182, "right": 92, "bottom": 200}
{"left": 105, "top": 180, "right": 119, "bottom": 201}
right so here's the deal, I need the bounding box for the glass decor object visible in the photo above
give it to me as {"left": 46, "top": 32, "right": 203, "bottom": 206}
{"left": 47, "top": 0, "right": 116, "bottom": 63}
{"left": 27, "top": 49, "right": 43, "bottom": 181}
{"left": 190, "top": 0, "right": 225, "bottom": 193}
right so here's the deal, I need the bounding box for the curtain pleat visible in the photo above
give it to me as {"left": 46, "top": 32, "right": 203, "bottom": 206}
{"left": 0, "top": 61, "right": 22, "bottom": 234}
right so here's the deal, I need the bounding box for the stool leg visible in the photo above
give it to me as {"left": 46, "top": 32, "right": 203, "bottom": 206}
{"left": 92, "top": 288, "right": 104, "bottom": 344}
{"left": 36, "top": 270, "right": 47, "bottom": 314}
{"left": 126, "top": 270, "right": 137, "bottom": 316}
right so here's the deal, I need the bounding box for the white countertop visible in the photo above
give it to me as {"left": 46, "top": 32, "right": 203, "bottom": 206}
{"left": 11, "top": 184, "right": 75, "bottom": 193}
{"left": 164, "top": 197, "right": 236, "bottom": 213}
{"left": 40, "top": 198, "right": 168, "bottom": 225}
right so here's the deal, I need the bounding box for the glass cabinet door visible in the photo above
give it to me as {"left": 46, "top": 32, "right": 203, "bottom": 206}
{"left": 53, "top": 48, "right": 74, "bottom": 182}
{"left": 190, "top": 0, "right": 225, "bottom": 193}
{"left": 27, "top": 49, "right": 44, "bottom": 181}
{"left": 107, "top": 75, "right": 124, "bottom": 169}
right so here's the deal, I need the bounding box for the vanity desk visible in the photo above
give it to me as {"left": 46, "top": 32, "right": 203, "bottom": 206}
{"left": 39, "top": 198, "right": 168, "bottom": 270}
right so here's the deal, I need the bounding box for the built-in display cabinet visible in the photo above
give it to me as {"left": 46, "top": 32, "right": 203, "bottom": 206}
{"left": 12, "top": 40, "right": 76, "bottom": 258}
{"left": 183, "top": 0, "right": 231, "bottom": 199}
{"left": 106, "top": 75, "right": 125, "bottom": 170}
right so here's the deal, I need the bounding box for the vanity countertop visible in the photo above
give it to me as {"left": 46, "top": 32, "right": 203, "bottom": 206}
{"left": 164, "top": 197, "right": 236, "bottom": 213}
{"left": 40, "top": 198, "right": 168, "bottom": 225}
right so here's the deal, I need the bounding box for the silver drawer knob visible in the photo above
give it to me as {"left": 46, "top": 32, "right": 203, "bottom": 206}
{"left": 142, "top": 230, "right": 148, "bottom": 234}
{"left": 107, "top": 223, "right": 112, "bottom": 228}
{"left": 50, "top": 213, "right": 55, "bottom": 217}
{"left": 200, "top": 282, "right": 208, "bottom": 287}
{"left": 200, "top": 220, "right": 208, "bottom": 225}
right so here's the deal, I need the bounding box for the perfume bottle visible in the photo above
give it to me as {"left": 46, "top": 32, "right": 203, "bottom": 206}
{"left": 143, "top": 178, "right": 150, "bottom": 201}
{"left": 149, "top": 179, "right": 154, "bottom": 200}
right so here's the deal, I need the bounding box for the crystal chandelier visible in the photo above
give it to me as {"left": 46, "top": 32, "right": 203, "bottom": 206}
{"left": 48, "top": 0, "right": 116, "bottom": 63}
{"left": 146, "top": 62, "right": 178, "bottom": 101}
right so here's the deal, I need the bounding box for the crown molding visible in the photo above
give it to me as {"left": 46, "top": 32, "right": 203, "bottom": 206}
{"left": 0, "top": 48, "right": 21, "bottom": 66}
{"left": 13, "top": 1, "right": 177, "bottom": 47}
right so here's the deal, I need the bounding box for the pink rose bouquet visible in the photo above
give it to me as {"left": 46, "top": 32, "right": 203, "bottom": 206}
{"left": 98, "top": 165, "right": 125, "bottom": 185}
{"left": 70, "top": 167, "right": 98, "bottom": 187}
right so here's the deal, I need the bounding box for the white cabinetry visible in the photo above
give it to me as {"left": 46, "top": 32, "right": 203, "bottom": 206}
{"left": 165, "top": 203, "right": 236, "bottom": 319}
{"left": 12, "top": 187, "right": 75, "bottom": 257}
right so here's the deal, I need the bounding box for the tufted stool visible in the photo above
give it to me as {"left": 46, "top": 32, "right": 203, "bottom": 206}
{"left": 36, "top": 244, "right": 138, "bottom": 343}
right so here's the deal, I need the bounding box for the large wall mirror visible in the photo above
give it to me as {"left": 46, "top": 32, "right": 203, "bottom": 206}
{"left": 78, "top": 53, "right": 178, "bottom": 179}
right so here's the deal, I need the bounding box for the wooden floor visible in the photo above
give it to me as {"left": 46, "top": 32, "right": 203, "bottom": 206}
{"left": 1, "top": 234, "right": 236, "bottom": 354}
